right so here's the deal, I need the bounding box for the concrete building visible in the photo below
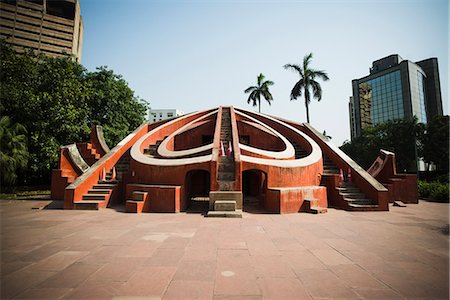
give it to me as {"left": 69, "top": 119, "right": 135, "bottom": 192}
{"left": 149, "top": 109, "right": 183, "bottom": 123}
{"left": 0, "top": 0, "right": 83, "bottom": 61}
{"left": 350, "top": 55, "right": 443, "bottom": 139}
{"left": 51, "top": 106, "right": 419, "bottom": 216}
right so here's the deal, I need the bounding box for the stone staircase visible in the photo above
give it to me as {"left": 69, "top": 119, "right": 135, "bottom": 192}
{"left": 337, "top": 182, "right": 379, "bottom": 211}
{"left": 77, "top": 143, "right": 101, "bottom": 166}
{"left": 144, "top": 136, "right": 167, "bottom": 156}
{"left": 323, "top": 155, "right": 340, "bottom": 175}
{"left": 291, "top": 141, "right": 309, "bottom": 159}
{"left": 303, "top": 198, "right": 328, "bottom": 214}
{"left": 73, "top": 153, "right": 131, "bottom": 210}
{"left": 74, "top": 179, "right": 118, "bottom": 210}
{"left": 207, "top": 107, "right": 242, "bottom": 218}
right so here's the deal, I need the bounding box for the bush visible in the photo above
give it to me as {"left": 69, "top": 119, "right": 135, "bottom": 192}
{"left": 418, "top": 180, "right": 449, "bottom": 202}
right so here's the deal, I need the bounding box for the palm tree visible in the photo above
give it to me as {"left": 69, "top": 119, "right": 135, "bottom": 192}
{"left": 0, "top": 116, "right": 29, "bottom": 186}
{"left": 284, "top": 53, "right": 329, "bottom": 123}
{"left": 244, "top": 73, "right": 274, "bottom": 113}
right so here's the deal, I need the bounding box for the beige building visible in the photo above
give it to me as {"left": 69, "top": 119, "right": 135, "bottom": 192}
{"left": 0, "top": 0, "right": 83, "bottom": 62}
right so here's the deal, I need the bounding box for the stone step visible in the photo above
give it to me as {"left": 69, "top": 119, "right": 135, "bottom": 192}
{"left": 308, "top": 206, "right": 328, "bottom": 214}
{"left": 218, "top": 172, "right": 234, "bottom": 181}
{"left": 337, "top": 186, "right": 360, "bottom": 193}
{"left": 93, "top": 183, "right": 117, "bottom": 189}
{"left": 133, "top": 191, "right": 148, "bottom": 201}
{"left": 98, "top": 179, "right": 118, "bottom": 184}
{"left": 218, "top": 181, "right": 234, "bottom": 191}
{"left": 339, "top": 192, "right": 366, "bottom": 199}
{"left": 219, "top": 164, "right": 234, "bottom": 172}
{"left": 191, "top": 197, "right": 210, "bottom": 202}
{"left": 214, "top": 200, "right": 236, "bottom": 211}
{"left": 88, "top": 189, "right": 110, "bottom": 194}
{"left": 348, "top": 203, "right": 379, "bottom": 210}
{"left": 82, "top": 194, "right": 106, "bottom": 201}
{"left": 207, "top": 210, "right": 242, "bottom": 218}
{"left": 73, "top": 200, "right": 101, "bottom": 210}
{"left": 343, "top": 197, "right": 374, "bottom": 205}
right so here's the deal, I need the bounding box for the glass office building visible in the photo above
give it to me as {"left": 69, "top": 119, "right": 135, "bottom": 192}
{"left": 350, "top": 55, "right": 442, "bottom": 139}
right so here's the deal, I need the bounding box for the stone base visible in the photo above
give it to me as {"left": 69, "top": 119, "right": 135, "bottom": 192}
{"left": 206, "top": 209, "right": 242, "bottom": 218}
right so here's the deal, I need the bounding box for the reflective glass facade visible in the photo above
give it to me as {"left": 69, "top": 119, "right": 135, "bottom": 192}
{"left": 413, "top": 71, "right": 427, "bottom": 124}
{"left": 358, "top": 70, "right": 403, "bottom": 129}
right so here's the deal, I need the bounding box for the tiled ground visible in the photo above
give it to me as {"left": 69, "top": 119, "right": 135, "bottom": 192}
{"left": 1, "top": 199, "right": 449, "bottom": 299}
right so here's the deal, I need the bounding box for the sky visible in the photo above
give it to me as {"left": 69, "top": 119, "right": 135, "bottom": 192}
{"left": 79, "top": 0, "right": 448, "bottom": 146}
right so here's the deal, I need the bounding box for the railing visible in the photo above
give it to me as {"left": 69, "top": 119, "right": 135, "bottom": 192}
{"left": 302, "top": 123, "right": 389, "bottom": 210}
{"left": 211, "top": 106, "right": 223, "bottom": 191}
{"left": 230, "top": 106, "right": 241, "bottom": 190}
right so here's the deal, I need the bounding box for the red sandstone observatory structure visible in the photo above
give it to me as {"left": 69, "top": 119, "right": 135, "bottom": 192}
{"left": 51, "top": 106, "right": 417, "bottom": 216}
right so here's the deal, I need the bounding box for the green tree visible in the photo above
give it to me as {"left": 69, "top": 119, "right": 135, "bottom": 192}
{"left": 0, "top": 116, "right": 29, "bottom": 186}
{"left": 86, "top": 67, "right": 148, "bottom": 146}
{"left": 0, "top": 41, "right": 148, "bottom": 185}
{"left": 244, "top": 73, "right": 274, "bottom": 113}
{"left": 284, "top": 53, "right": 329, "bottom": 123}
{"left": 340, "top": 118, "right": 423, "bottom": 172}
{"left": 422, "top": 115, "right": 449, "bottom": 173}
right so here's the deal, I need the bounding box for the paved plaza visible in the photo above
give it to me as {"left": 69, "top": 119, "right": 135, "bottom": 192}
{"left": 1, "top": 199, "right": 449, "bottom": 299}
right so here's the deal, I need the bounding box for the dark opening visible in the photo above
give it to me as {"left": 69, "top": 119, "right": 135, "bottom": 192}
{"left": 242, "top": 169, "right": 267, "bottom": 212}
{"left": 185, "top": 170, "right": 210, "bottom": 213}
{"left": 239, "top": 135, "right": 250, "bottom": 145}
{"left": 25, "top": 0, "right": 43, "bottom": 5}
{"left": 201, "top": 135, "right": 213, "bottom": 145}
{"left": 46, "top": 1, "right": 75, "bottom": 20}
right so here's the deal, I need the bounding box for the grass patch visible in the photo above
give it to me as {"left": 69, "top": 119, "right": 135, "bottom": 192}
{"left": 0, "top": 188, "right": 50, "bottom": 200}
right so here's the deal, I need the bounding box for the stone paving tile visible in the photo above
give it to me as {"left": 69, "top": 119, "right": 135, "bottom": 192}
{"left": 182, "top": 245, "right": 218, "bottom": 261}
{"left": 353, "top": 288, "right": 405, "bottom": 300}
{"left": 281, "top": 250, "right": 327, "bottom": 271}
{"left": 272, "top": 237, "right": 306, "bottom": 251}
{"left": 257, "top": 278, "right": 311, "bottom": 299}
{"left": 39, "top": 262, "right": 102, "bottom": 288}
{"left": 213, "top": 296, "right": 262, "bottom": 300}
{"left": 15, "top": 287, "right": 73, "bottom": 299}
{"left": 250, "top": 255, "right": 296, "bottom": 278}
{"left": 63, "top": 281, "right": 124, "bottom": 299}
{"left": 116, "top": 266, "right": 177, "bottom": 297}
{"left": 0, "top": 260, "right": 31, "bottom": 276}
{"left": 1, "top": 200, "right": 449, "bottom": 299}
{"left": 173, "top": 259, "right": 216, "bottom": 282}
{"left": 163, "top": 280, "right": 214, "bottom": 299}
{"left": 26, "top": 250, "right": 89, "bottom": 272}
{"left": 310, "top": 248, "right": 354, "bottom": 266}
{"left": 296, "top": 269, "right": 361, "bottom": 299}
{"left": 86, "top": 257, "right": 144, "bottom": 282}
{"left": 214, "top": 272, "right": 261, "bottom": 296}
{"left": 328, "top": 264, "right": 387, "bottom": 289}
{"left": 77, "top": 245, "right": 124, "bottom": 265}
{"left": 144, "top": 248, "right": 185, "bottom": 267}
{"left": 18, "top": 242, "right": 69, "bottom": 262}
{"left": 1, "top": 268, "right": 57, "bottom": 299}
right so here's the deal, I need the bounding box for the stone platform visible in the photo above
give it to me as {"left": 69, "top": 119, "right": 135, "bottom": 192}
{"left": 1, "top": 199, "right": 448, "bottom": 299}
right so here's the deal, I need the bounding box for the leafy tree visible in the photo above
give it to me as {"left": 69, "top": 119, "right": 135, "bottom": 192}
{"left": 422, "top": 115, "right": 449, "bottom": 173}
{"left": 86, "top": 67, "right": 148, "bottom": 146}
{"left": 244, "top": 73, "right": 274, "bottom": 113}
{"left": 340, "top": 118, "right": 423, "bottom": 172}
{"left": 0, "top": 116, "right": 29, "bottom": 186}
{"left": 284, "top": 53, "right": 329, "bottom": 123}
{"left": 0, "top": 41, "right": 148, "bottom": 185}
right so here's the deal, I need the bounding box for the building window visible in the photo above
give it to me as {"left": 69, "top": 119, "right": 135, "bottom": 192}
{"left": 359, "top": 70, "right": 404, "bottom": 128}
{"left": 159, "top": 113, "right": 163, "bottom": 118}
{"left": 167, "top": 113, "right": 174, "bottom": 118}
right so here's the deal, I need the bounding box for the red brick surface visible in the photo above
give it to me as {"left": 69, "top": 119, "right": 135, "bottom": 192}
{"left": 1, "top": 199, "right": 448, "bottom": 299}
